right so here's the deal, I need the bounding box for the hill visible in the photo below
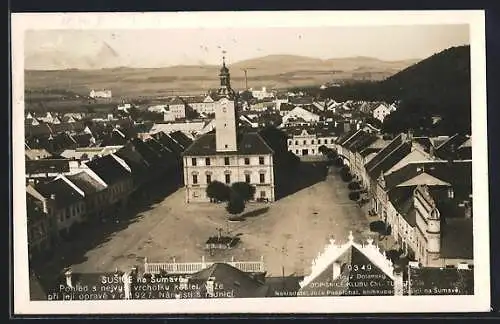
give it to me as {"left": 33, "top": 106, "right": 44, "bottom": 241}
{"left": 24, "top": 54, "right": 417, "bottom": 99}
{"left": 320, "top": 45, "right": 471, "bottom": 135}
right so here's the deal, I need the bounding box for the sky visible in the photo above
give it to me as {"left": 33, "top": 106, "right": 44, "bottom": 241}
{"left": 25, "top": 25, "right": 470, "bottom": 68}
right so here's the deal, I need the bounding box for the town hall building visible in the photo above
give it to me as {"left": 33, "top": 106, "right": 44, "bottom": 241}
{"left": 182, "top": 58, "right": 276, "bottom": 203}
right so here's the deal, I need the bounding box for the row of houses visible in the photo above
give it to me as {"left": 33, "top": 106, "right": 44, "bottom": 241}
{"left": 334, "top": 129, "right": 473, "bottom": 268}
{"left": 25, "top": 130, "right": 193, "bottom": 262}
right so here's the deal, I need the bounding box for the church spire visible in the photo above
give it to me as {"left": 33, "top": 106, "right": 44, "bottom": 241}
{"left": 217, "top": 52, "right": 235, "bottom": 99}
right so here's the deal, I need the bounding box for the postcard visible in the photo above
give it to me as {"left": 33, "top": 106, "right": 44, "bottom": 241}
{"left": 12, "top": 10, "right": 489, "bottom": 314}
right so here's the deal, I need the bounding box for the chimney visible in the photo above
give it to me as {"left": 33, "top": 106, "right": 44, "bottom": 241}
{"left": 65, "top": 269, "right": 73, "bottom": 288}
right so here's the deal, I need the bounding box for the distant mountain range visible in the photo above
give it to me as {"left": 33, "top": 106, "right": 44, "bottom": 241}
{"left": 24, "top": 47, "right": 419, "bottom": 97}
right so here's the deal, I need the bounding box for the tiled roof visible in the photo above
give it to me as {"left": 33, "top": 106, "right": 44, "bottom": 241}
{"left": 335, "top": 128, "right": 358, "bottom": 145}
{"left": 183, "top": 132, "right": 273, "bottom": 156}
{"left": 388, "top": 187, "right": 416, "bottom": 226}
{"left": 365, "top": 133, "right": 406, "bottom": 172}
{"left": 412, "top": 137, "right": 434, "bottom": 154}
{"left": 85, "top": 154, "right": 130, "bottom": 185}
{"left": 367, "top": 142, "right": 412, "bottom": 179}
{"left": 434, "top": 134, "right": 469, "bottom": 160}
{"left": 168, "top": 131, "right": 193, "bottom": 149}
{"left": 346, "top": 133, "right": 379, "bottom": 153}
{"left": 25, "top": 124, "right": 54, "bottom": 137}
{"left": 34, "top": 178, "right": 83, "bottom": 208}
{"left": 25, "top": 149, "right": 52, "bottom": 161}
{"left": 188, "top": 263, "right": 268, "bottom": 298}
{"left": 66, "top": 171, "right": 106, "bottom": 195}
{"left": 25, "top": 159, "right": 70, "bottom": 175}
{"left": 151, "top": 132, "right": 184, "bottom": 155}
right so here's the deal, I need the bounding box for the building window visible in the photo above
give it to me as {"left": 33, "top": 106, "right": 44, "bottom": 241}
{"left": 312, "top": 149, "right": 315, "bottom": 154}
{"left": 245, "top": 174, "right": 251, "bottom": 183}
{"left": 288, "top": 140, "right": 292, "bottom": 146}
{"left": 330, "top": 139, "right": 335, "bottom": 144}
{"left": 193, "top": 191, "right": 199, "bottom": 198}
{"left": 205, "top": 158, "right": 211, "bottom": 166}
{"left": 303, "top": 140, "right": 307, "bottom": 145}
{"left": 260, "top": 173, "right": 265, "bottom": 184}
{"left": 244, "top": 157, "right": 250, "bottom": 165}
{"left": 192, "top": 174, "right": 198, "bottom": 184}
{"left": 311, "top": 140, "right": 315, "bottom": 144}
{"left": 295, "top": 150, "right": 299, "bottom": 154}
{"left": 206, "top": 174, "right": 212, "bottom": 184}
{"left": 260, "top": 191, "right": 266, "bottom": 198}
{"left": 224, "top": 144, "right": 228, "bottom": 148}
{"left": 258, "top": 156, "right": 264, "bottom": 165}
{"left": 295, "top": 140, "right": 298, "bottom": 145}
{"left": 191, "top": 158, "right": 197, "bottom": 166}
{"left": 318, "top": 139, "right": 322, "bottom": 144}
{"left": 225, "top": 174, "right": 231, "bottom": 184}
{"left": 224, "top": 157, "right": 230, "bottom": 165}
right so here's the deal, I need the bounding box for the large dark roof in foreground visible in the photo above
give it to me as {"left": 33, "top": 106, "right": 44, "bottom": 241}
{"left": 183, "top": 132, "right": 273, "bottom": 156}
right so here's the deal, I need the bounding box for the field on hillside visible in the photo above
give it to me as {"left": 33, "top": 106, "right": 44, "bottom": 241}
{"left": 24, "top": 55, "right": 417, "bottom": 99}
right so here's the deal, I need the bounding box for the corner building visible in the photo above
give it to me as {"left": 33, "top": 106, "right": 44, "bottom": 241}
{"left": 182, "top": 58, "right": 275, "bottom": 203}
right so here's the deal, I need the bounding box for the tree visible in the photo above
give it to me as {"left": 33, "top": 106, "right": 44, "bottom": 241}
{"left": 206, "top": 181, "right": 231, "bottom": 202}
{"left": 348, "top": 182, "right": 361, "bottom": 191}
{"left": 231, "top": 182, "right": 256, "bottom": 202}
{"left": 226, "top": 193, "right": 245, "bottom": 216}
{"left": 348, "top": 191, "right": 360, "bottom": 201}
{"left": 318, "top": 145, "right": 329, "bottom": 155}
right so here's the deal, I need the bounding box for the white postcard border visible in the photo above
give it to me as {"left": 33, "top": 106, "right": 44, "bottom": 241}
{"left": 12, "top": 10, "right": 489, "bottom": 314}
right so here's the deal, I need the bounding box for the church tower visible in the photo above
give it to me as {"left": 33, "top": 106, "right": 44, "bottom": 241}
{"left": 215, "top": 56, "right": 238, "bottom": 152}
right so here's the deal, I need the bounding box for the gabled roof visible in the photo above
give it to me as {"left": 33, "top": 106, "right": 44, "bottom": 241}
{"left": 188, "top": 263, "right": 268, "bottom": 298}
{"left": 388, "top": 187, "right": 417, "bottom": 226}
{"left": 299, "top": 234, "right": 396, "bottom": 296}
{"left": 434, "top": 134, "right": 469, "bottom": 160}
{"left": 151, "top": 132, "right": 184, "bottom": 155}
{"left": 367, "top": 142, "right": 412, "bottom": 180}
{"left": 169, "top": 131, "right": 193, "bottom": 149}
{"left": 25, "top": 149, "right": 52, "bottom": 161}
{"left": 114, "top": 142, "right": 150, "bottom": 176}
{"left": 85, "top": 154, "right": 131, "bottom": 185}
{"left": 34, "top": 177, "right": 84, "bottom": 208}
{"left": 183, "top": 132, "right": 274, "bottom": 156}
{"left": 365, "top": 133, "right": 406, "bottom": 172}
{"left": 25, "top": 159, "right": 70, "bottom": 175}
{"left": 66, "top": 171, "right": 106, "bottom": 195}
{"left": 396, "top": 172, "right": 451, "bottom": 188}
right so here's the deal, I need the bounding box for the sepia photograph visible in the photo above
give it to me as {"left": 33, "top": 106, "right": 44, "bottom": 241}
{"left": 12, "top": 11, "right": 489, "bottom": 314}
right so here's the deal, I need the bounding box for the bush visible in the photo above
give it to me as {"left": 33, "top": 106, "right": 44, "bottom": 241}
{"left": 341, "top": 170, "right": 353, "bottom": 182}
{"left": 348, "top": 191, "right": 360, "bottom": 201}
{"left": 206, "top": 181, "right": 231, "bottom": 202}
{"left": 226, "top": 193, "right": 245, "bottom": 215}
{"left": 231, "top": 182, "right": 256, "bottom": 201}
{"left": 341, "top": 165, "right": 350, "bottom": 173}
{"left": 369, "top": 220, "right": 386, "bottom": 233}
{"left": 318, "top": 145, "right": 329, "bottom": 154}
{"left": 348, "top": 182, "right": 361, "bottom": 190}
{"left": 334, "top": 157, "right": 344, "bottom": 167}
